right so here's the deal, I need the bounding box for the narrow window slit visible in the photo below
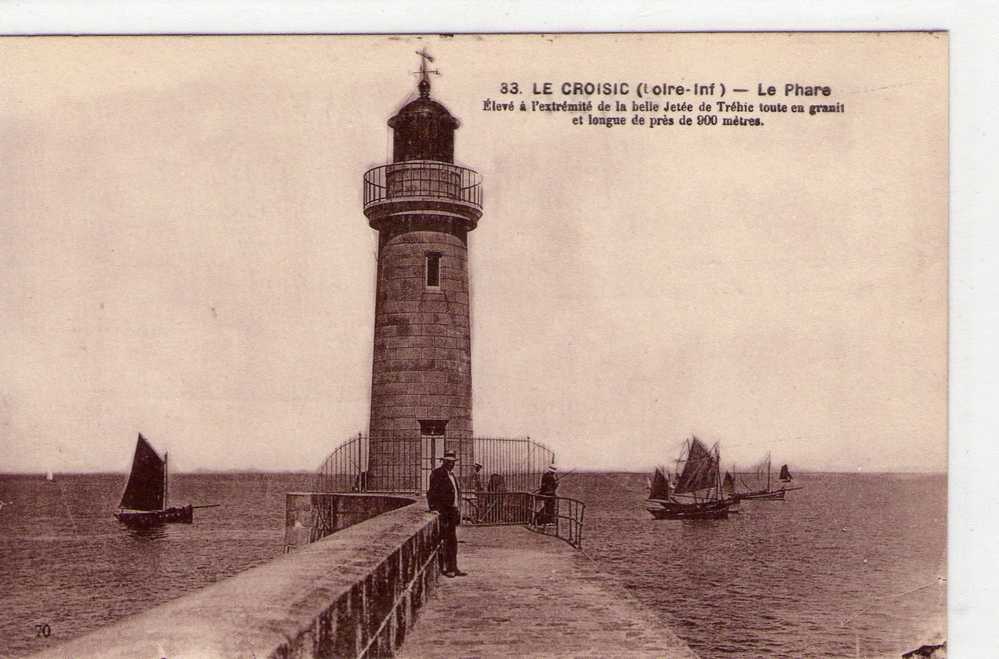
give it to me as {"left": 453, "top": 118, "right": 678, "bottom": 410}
{"left": 426, "top": 253, "right": 441, "bottom": 288}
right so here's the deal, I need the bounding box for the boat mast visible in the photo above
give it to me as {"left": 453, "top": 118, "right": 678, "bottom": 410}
{"left": 164, "top": 451, "right": 168, "bottom": 509}
{"left": 715, "top": 444, "right": 722, "bottom": 501}
{"left": 767, "top": 451, "right": 772, "bottom": 491}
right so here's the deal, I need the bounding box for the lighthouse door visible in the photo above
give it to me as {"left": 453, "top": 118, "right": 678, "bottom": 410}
{"left": 419, "top": 420, "right": 447, "bottom": 492}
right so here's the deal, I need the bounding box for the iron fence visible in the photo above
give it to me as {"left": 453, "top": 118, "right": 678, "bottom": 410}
{"left": 473, "top": 436, "right": 554, "bottom": 493}
{"left": 312, "top": 432, "right": 584, "bottom": 546}
{"left": 316, "top": 433, "right": 369, "bottom": 493}
{"left": 315, "top": 433, "right": 555, "bottom": 496}
{"left": 463, "top": 491, "right": 532, "bottom": 526}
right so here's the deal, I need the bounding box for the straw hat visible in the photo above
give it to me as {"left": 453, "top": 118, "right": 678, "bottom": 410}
{"left": 441, "top": 451, "right": 457, "bottom": 462}
{"left": 473, "top": 461, "right": 483, "bottom": 468}
{"left": 546, "top": 464, "right": 557, "bottom": 473}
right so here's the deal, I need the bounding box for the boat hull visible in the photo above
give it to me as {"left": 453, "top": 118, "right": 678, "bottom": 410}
{"left": 740, "top": 485, "right": 803, "bottom": 501}
{"left": 115, "top": 505, "right": 193, "bottom": 527}
{"left": 740, "top": 489, "right": 786, "bottom": 501}
{"left": 646, "top": 499, "right": 730, "bottom": 520}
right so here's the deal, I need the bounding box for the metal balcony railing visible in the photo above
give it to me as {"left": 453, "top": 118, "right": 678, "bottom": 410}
{"left": 363, "top": 161, "right": 483, "bottom": 211}
{"left": 528, "top": 494, "right": 586, "bottom": 549}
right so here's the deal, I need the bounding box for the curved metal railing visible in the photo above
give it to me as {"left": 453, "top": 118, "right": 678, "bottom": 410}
{"left": 528, "top": 494, "right": 586, "bottom": 549}
{"left": 316, "top": 433, "right": 368, "bottom": 493}
{"left": 363, "top": 161, "right": 482, "bottom": 210}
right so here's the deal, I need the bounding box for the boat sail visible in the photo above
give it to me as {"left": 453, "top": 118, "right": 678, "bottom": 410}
{"left": 648, "top": 467, "right": 670, "bottom": 500}
{"left": 647, "top": 436, "right": 731, "bottom": 519}
{"left": 114, "top": 433, "right": 193, "bottom": 527}
{"left": 779, "top": 464, "right": 793, "bottom": 482}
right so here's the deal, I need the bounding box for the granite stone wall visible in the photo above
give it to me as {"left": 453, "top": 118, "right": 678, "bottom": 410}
{"left": 368, "top": 222, "right": 474, "bottom": 489}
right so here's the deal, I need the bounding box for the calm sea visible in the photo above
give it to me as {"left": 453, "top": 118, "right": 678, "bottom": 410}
{"left": 559, "top": 472, "right": 947, "bottom": 658}
{"left": 1, "top": 472, "right": 945, "bottom": 658}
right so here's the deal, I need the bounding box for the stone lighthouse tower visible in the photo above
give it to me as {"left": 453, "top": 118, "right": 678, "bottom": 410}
{"left": 362, "top": 51, "right": 483, "bottom": 492}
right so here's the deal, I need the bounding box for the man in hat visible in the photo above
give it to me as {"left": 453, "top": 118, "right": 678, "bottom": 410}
{"left": 462, "top": 460, "right": 484, "bottom": 523}
{"left": 536, "top": 464, "right": 559, "bottom": 525}
{"left": 470, "top": 460, "right": 484, "bottom": 493}
{"left": 427, "top": 450, "right": 467, "bottom": 577}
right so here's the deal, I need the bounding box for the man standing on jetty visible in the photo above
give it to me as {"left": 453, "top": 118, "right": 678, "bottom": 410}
{"left": 536, "top": 464, "right": 560, "bottom": 525}
{"left": 427, "top": 451, "right": 467, "bottom": 577}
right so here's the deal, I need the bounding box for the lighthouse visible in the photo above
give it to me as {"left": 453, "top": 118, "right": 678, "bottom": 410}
{"left": 362, "top": 51, "right": 483, "bottom": 492}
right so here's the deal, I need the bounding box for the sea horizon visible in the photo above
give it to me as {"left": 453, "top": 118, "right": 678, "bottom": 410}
{"left": 0, "top": 467, "right": 949, "bottom": 477}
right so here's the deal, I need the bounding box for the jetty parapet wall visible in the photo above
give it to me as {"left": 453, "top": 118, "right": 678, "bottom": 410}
{"left": 285, "top": 491, "right": 415, "bottom": 549}
{"left": 36, "top": 497, "right": 440, "bottom": 658}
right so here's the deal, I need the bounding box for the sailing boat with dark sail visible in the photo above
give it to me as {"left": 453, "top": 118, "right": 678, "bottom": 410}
{"left": 648, "top": 466, "right": 670, "bottom": 501}
{"left": 114, "top": 433, "right": 192, "bottom": 527}
{"left": 646, "top": 436, "right": 731, "bottom": 519}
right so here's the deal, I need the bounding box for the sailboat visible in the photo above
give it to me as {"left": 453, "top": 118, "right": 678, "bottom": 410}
{"left": 114, "top": 433, "right": 193, "bottom": 527}
{"left": 738, "top": 453, "right": 802, "bottom": 500}
{"left": 646, "top": 436, "right": 731, "bottom": 519}
{"left": 45, "top": 470, "right": 55, "bottom": 483}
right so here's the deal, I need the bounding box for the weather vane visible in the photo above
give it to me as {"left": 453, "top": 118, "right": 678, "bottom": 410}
{"left": 414, "top": 47, "right": 440, "bottom": 97}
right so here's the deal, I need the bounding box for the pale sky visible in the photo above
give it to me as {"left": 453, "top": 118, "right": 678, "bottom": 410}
{"left": 0, "top": 34, "right": 947, "bottom": 473}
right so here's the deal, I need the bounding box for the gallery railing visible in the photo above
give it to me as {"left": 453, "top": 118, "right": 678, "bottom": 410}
{"left": 363, "top": 161, "right": 483, "bottom": 210}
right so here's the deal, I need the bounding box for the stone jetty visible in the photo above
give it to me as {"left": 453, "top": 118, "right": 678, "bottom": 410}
{"left": 397, "top": 525, "right": 698, "bottom": 658}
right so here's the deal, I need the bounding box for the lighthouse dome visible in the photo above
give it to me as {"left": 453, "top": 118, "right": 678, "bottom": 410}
{"left": 388, "top": 92, "right": 460, "bottom": 163}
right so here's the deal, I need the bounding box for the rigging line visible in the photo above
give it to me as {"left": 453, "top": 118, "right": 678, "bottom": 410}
{"left": 54, "top": 477, "right": 81, "bottom": 536}
{"left": 594, "top": 470, "right": 642, "bottom": 495}
{"left": 839, "top": 576, "right": 947, "bottom": 626}
{"left": 56, "top": 476, "right": 117, "bottom": 575}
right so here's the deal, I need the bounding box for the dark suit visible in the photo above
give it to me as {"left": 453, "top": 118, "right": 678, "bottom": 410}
{"left": 427, "top": 464, "right": 461, "bottom": 573}
{"left": 537, "top": 471, "right": 559, "bottom": 524}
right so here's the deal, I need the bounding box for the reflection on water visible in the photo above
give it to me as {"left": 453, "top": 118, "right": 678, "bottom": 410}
{"left": 125, "top": 525, "right": 169, "bottom": 542}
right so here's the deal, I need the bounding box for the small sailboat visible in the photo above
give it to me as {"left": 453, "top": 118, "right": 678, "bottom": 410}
{"left": 738, "top": 454, "right": 802, "bottom": 500}
{"left": 114, "top": 433, "right": 193, "bottom": 527}
{"left": 647, "top": 436, "right": 731, "bottom": 520}
{"left": 45, "top": 470, "right": 55, "bottom": 482}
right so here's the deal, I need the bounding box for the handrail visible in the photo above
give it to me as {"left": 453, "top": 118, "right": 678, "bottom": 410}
{"left": 461, "top": 491, "right": 585, "bottom": 549}
{"left": 528, "top": 494, "right": 586, "bottom": 549}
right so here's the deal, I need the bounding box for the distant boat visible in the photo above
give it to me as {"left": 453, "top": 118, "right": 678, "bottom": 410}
{"left": 45, "top": 470, "right": 55, "bottom": 482}
{"left": 646, "top": 436, "right": 731, "bottom": 520}
{"left": 737, "top": 454, "right": 801, "bottom": 500}
{"left": 114, "top": 433, "right": 192, "bottom": 527}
